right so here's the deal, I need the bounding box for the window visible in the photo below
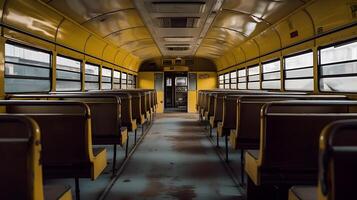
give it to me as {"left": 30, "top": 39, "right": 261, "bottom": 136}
{"left": 230, "top": 71, "right": 237, "bottom": 89}
{"left": 133, "top": 75, "right": 136, "bottom": 88}
{"left": 262, "top": 60, "right": 281, "bottom": 89}
{"left": 218, "top": 75, "right": 224, "bottom": 89}
{"left": 56, "top": 55, "right": 81, "bottom": 91}
{"left": 224, "top": 73, "right": 230, "bottom": 89}
{"left": 101, "top": 67, "right": 112, "bottom": 90}
{"left": 320, "top": 40, "right": 357, "bottom": 92}
{"left": 121, "top": 72, "right": 127, "bottom": 89}
{"left": 284, "top": 51, "right": 314, "bottom": 91}
{"left": 113, "top": 70, "right": 121, "bottom": 89}
{"left": 5, "top": 43, "right": 51, "bottom": 93}
{"left": 85, "top": 63, "right": 99, "bottom": 90}
{"left": 238, "top": 68, "right": 247, "bottom": 89}
{"left": 248, "top": 65, "right": 260, "bottom": 89}
{"left": 127, "top": 74, "right": 134, "bottom": 89}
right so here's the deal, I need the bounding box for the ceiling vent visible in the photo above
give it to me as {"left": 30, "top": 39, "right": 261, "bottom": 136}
{"left": 151, "top": 1, "right": 206, "bottom": 13}
{"left": 158, "top": 17, "right": 200, "bottom": 28}
{"left": 163, "top": 37, "right": 193, "bottom": 42}
{"left": 166, "top": 47, "right": 190, "bottom": 51}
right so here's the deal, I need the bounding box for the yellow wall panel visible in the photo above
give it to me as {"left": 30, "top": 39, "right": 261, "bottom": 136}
{"left": 3, "top": 28, "right": 55, "bottom": 51}
{"left": 316, "top": 25, "right": 357, "bottom": 47}
{"left": 275, "top": 11, "right": 314, "bottom": 47}
{"left": 240, "top": 40, "right": 260, "bottom": 61}
{"left": 138, "top": 72, "right": 154, "bottom": 89}
{"left": 197, "top": 72, "right": 217, "bottom": 90}
{"left": 56, "top": 46, "right": 84, "bottom": 60}
{"left": 3, "top": 0, "right": 62, "bottom": 42}
{"left": 102, "top": 45, "right": 118, "bottom": 63}
{"left": 188, "top": 91, "right": 197, "bottom": 113}
{"left": 306, "top": 0, "right": 355, "bottom": 33}
{"left": 254, "top": 28, "right": 281, "bottom": 55}
{"left": 56, "top": 19, "right": 90, "bottom": 52}
{"left": 85, "top": 36, "right": 107, "bottom": 59}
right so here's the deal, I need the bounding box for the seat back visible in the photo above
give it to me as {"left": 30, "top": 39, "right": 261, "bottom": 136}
{"left": 9, "top": 94, "right": 121, "bottom": 138}
{"left": 319, "top": 119, "right": 357, "bottom": 200}
{"left": 0, "top": 115, "right": 43, "bottom": 200}
{"left": 260, "top": 101, "right": 357, "bottom": 180}
{"left": 236, "top": 95, "right": 346, "bottom": 149}
{"left": 1, "top": 101, "right": 93, "bottom": 178}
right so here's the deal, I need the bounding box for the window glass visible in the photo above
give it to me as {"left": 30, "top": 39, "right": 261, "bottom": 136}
{"left": 284, "top": 52, "right": 314, "bottom": 91}
{"left": 224, "top": 73, "right": 230, "bottom": 89}
{"left": 56, "top": 55, "right": 81, "bottom": 91}
{"left": 218, "top": 75, "right": 224, "bottom": 89}
{"left": 121, "top": 72, "right": 127, "bottom": 89}
{"left": 5, "top": 43, "right": 51, "bottom": 93}
{"left": 238, "top": 68, "right": 247, "bottom": 89}
{"left": 320, "top": 41, "right": 357, "bottom": 65}
{"left": 102, "top": 67, "right": 112, "bottom": 90}
{"left": 113, "top": 70, "right": 121, "bottom": 89}
{"left": 262, "top": 60, "right": 281, "bottom": 89}
{"left": 320, "top": 40, "right": 357, "bottom": 92}
{"left": 85, "top": 63, "right": 99, "bottom": 90}
{"left": 248, "top": 65, "right": 260, "bottom": 89}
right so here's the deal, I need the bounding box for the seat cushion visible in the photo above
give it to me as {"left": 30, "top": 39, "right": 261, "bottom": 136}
{"left": 289, "top": 186, "right": 317, "bottom": 200}
{"left": 44, "top": 185, "right": 72, "bottom": 200}
{"left": 247, "top": 150, "right": 259, "bottom": 160}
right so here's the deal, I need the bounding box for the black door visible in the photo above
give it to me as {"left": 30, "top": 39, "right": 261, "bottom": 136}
{"left": 164, "top": 72, "right": 188, "bottom": 112}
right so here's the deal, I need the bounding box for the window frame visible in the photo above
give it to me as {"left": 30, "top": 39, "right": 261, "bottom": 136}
{"left": 218, "top": 74, "right": 224, "bottom": 89}
{"left": 55, "top": 54, "right": 82, "bottom": 92}
{"left": 4, "top": 41, "right": 52, "bottom": 94}
{"left": 101, "top": 67, "right": 112, "bottom": 90}
{"left": 283, "top": 50, "right": 314, "bottom": 92}
{"left": 224, "top": 73, "right": 230, "bottom": 89}
{"left": 230, "top": 70, "right": 237, "bottom": 89}
{"left": 84, "top": 62, "right": 100, "bottom": 91}
{"left": 247, "top": 64, "right": 261, "bottom": 90}
{"left": 121, "top": 72, "right": 127, "bottom": 89}
{"left": 261, "top": 59, "right": 281, "bottom": 90}
{"left": 113, "top": 70, "right": 121, "bottom": 89}
{"left": 238, "top": 68, "right": 247, "bottom": 90}
{"left": 318, "top": 38, "right": 357, "bottom": 94}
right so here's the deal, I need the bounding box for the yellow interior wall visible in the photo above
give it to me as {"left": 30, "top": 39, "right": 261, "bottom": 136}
{"left": 138, "top": 72, "right": 164, "bottom": 113}
{"left": 188, "top": 72, "right": 217, "bottom": 113}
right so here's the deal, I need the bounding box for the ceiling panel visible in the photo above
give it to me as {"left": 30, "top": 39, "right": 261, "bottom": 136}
{"left": 43, "top": 0, "right": 134, "bottom": 23}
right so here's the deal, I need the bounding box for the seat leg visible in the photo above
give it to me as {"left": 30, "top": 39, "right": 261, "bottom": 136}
{"left": 209, "top": 125, "right": 212, "bottom": 137}
{"left": 225, "top": 134, "right": 229, "bottom": 162}
{"left": 141, "top": 123, "right": 145, "bottom": 136}
{"left": 125, "top": 134, "right": 129, "bottom": 158}
{"left": 75, "top": 178, "right": 80, "bottom": 200}
{"left": 240, "top": 149, "right": 245, "bottom": 185}
{"left": 112, "top": 144, "right": 117, "bottom": 174}
{"left": 216, "top": 130, "right": 219, "bottom": 148}
{"left": 134, "top": 129, "right": 137, "bottom": 144}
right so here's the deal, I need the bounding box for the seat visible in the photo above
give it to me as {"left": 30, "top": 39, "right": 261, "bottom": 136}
{"left": 1, "top": 100, "right": 107, "bottom": 200}
{"left": 8, "top": 93, "right": 129, "bottom": 174}
{"left": 0, "top": 114, "right": 72, "bottom": 200}
{"left": 245, "top": 100, "right": 357, "bottom": 200}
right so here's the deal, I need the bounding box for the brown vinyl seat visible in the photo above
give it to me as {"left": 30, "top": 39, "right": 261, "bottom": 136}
{"left": 245, "top": 100, "right": 357, "bottom": 200}
{"left": 0, "top": 114, "right": 72, "bottom": 200}
{"left": 8, "top": 94, "right": 128, "bottom": 174}
{"left": 230, "top": 94, "right": 346, "bottom": 150}
{"left": 0, "top": 100, "right": 107, "bottom": 200}
{"left": 289, "top": 119, "right": 357, "bottom": 200}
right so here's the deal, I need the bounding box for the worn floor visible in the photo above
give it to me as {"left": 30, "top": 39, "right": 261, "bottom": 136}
{"left": 105, "top": 113, "right": 243, "bottom": 200}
